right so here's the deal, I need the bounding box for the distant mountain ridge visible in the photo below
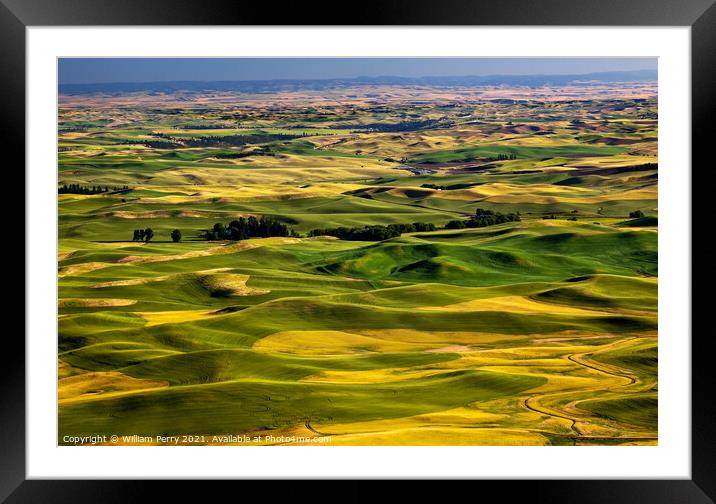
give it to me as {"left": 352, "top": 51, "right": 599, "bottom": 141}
{"left": 59, "top": 69, "right": 657, "bottom": 95}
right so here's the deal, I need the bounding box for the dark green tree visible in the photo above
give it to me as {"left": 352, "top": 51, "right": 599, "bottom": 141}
{"left": 171, "top": 229, "right": 182, "bottom": 242}
{"left": 445, "top": 220, "right": 467, "bottom": 230}
{"left": 212, "top": 222, "right": 227, "bottom": 239}
{"left": 143, "top": 228, "right": 154, "bottom": 242}
{"left": 203, "top": 216, "right": 291, "bottom": 241}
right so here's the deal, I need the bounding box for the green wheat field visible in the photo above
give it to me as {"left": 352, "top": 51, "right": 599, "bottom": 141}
{"left": 58, "top": 74, "right": 657, "bottom": 446}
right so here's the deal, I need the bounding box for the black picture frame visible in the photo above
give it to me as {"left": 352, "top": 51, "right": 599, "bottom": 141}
{"left": 3, "top": 0, "right": 712, "bottom": 500}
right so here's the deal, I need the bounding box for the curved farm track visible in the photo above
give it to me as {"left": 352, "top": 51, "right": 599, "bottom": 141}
{"left": 522, "top": 337, "right": 655, "bottom": 444}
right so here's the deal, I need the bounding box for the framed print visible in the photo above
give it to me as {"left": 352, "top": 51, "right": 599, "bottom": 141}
{"left": 3, "top": 0, "right": 713, "bottom": 500}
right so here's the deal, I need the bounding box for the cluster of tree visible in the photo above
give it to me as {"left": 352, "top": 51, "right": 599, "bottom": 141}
{"left": 122, "top": 139, "right": 183, "bottom": 149}
{"left": 130, "top": 228, "right": 181, "bottom": 242}
{"left": 132, "top": 228, "right": 154, "bottom": 242}
{"left": 421, "top": 182, "right": 475, "bottom": 191}
{"left": 540, "top": 214, "right": 577, "bottom": 221}
{"left": 212, "top": 146, "right": 278, "bottom": 159}
{"left": 308, "top": 222, "right": 436, "bottom": 241}
{"left": 308, "top": 225, "right": 399, "bottom": 241}
{"left": 446, "top": 208, "right": 521, "bottom": 229}
{"left": 629, "top": 210, "right": 645, "bottom": 218}
{"left": 212, "top": 152, "right": 254, "bottom": 159}
{"left": 59, "top": 184, "right": 129, "bottom": 195}
{"left": 494, "top": 153, "right": 518, "bottom": 161}
{"left": 401, "top": 222, "right": 437, "bottom": 233}
{"left": 202, "top": 216, "right": 295, "bottom": 241}
{"left": 152, "top": 133, "right": 300, "bottom": 148}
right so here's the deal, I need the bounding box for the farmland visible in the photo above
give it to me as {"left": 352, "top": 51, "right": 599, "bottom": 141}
{"left": 58, "top": 78, "right": 657, "bottom": 446}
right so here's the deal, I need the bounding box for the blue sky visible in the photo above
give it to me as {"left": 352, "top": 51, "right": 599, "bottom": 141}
{"left": 58, "top": 58, "right": 657, "bottom": 85}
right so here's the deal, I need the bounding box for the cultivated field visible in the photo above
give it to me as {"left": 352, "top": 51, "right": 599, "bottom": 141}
{"left": 58, "top": 81, "right": 657, "bottom": 445}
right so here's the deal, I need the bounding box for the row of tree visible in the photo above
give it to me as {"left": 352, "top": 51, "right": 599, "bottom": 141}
{"left": 152, "top": 132, "right": 299, "bottom": 148}
{"left": 131, "top": 228, "right": 182, "bottom": 242}
{"left": 446, "top": 208, "right": 521, "bottom": 229}
{"left": 130, "top": 209, "right": 524, "bottom": 244}
{"left": 542, "top": 215, "right": 578, "bottom": 221}
{"left": 132, "top": 228, "right": 155, "bottom": 242}
{"left": 59, "top": 184, "right": 129, "bottom": 195}
{"left": 307, "top": 222, "right": 436, "bottom": 241}
{"left": 202, "top": 216, "right": 295, "bottom": 241}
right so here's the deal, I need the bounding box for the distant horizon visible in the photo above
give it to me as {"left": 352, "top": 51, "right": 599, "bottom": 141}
{"left": 59, "top": 58, "right": 657, "bottom": 85}
{"left": 60, "top": 70, "right": 658, "bottom": 87}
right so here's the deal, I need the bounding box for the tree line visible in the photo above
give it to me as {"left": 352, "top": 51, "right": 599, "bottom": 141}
{"left": 132, "top": 228, "right": 155, "bottom": 242}
{"left": 445, "top": 208, "right": 521, "bottom": 229}
{"left": 122, "top": 139, "right": 183, "bottom": 149}
{"left": 420, "top": 182, "right": 474, "bottom": 191}
{"left": 308, "top": 222, "right": 436, "bottom": 241}
{"left": 202, "top": 216, "right": 296, "bottom": 241}
{"left": 132, "top": 228, "right": 182, "bottom": 242}
{"left": 59, "top": 184, "right": 129, "bottom": 195}
{"left": 129, "top": 208, "right": 522, "bottom": 245}
{"left": 152, "top": 133, "right": 300, "bottom": 148}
